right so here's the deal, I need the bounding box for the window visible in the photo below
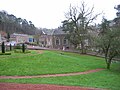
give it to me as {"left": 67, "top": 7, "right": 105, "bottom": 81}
{"left": 41, "top": 41, "right": 44, "bottom": 44}
{"left": 29, "top": 38, "right": 33, "bottom": 42}
{"left": 56, "top": 38, "right": 60, "bottom": 45}
{"left": 63, "top": 38, "right": 68, "bottom": 45}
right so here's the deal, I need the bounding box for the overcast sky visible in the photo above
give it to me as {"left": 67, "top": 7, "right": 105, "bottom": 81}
{"left": 0, "top": 0, "right": 119, "bottom": 29}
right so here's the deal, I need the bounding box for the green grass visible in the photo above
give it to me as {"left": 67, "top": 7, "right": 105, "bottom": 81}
{"left": 0, "top": 63, "right": 120, "bottom": 90}
{"left": 0, "top": 50, "right": 120, "bottom": 89}
{"left": 0, "top": 50, "right": 105, "bottom": 76}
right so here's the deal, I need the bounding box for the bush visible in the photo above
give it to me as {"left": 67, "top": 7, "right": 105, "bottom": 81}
{"left": 22, "top": 43, "right": 25, "bottom": 53}
{"left": 14, "top": 45, "right": 22, "bottom": 49}
{"left": 0, "top": 53, "right": 11, "bottom": 55}
{"left": 1, "top": 42, "right": 5, "bottom": 53}
{"left": 14, "top": 49, "right": 31, "bottom": 53}
{"left": 14, "top": 43, "right": 27, "bottom": 49}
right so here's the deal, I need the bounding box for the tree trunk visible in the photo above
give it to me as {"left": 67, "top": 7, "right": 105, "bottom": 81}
{"left": 107, "top": 62, "right": 110, "bottom": 69}
{"left": 81, "top": 41, "right": 86, "bottom": 54}
{"left": 106, "top": 59, "right": 112, "bottom": 69}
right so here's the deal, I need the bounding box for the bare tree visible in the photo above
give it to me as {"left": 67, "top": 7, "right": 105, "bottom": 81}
{"left": 63, "top": 1, "right": 101, "bottom": 54}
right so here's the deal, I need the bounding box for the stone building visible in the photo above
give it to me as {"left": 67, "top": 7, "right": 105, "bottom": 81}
{"left": 0, "top": 31, "right": 7, "bottom": 43}
{"left": 39, "top": 28, "right": 71, "bottom": 50}
{"left": 10, "top": 33, "right": 34, "bottom": 44}
{"left": 0, "top": 33, "right": 1, "bottom": 43}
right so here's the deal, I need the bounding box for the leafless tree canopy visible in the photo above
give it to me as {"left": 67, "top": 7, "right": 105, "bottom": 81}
{"left": 64, "top": 1, "right": 101, "bottom": 54}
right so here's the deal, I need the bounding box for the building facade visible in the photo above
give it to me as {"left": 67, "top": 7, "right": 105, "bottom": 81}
{"left": 0, "top": 34, "right": 1, "bottom": 43}
{"left": 10, "top": 33, "right": 34, "bottom": 44}
{"left": 39, "top": 28, "right": 71, "bottom": 50}
{"left": 0, "top": 31, "right": 7, "bottom": 43}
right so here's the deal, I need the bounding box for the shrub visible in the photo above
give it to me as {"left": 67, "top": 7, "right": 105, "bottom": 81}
{"left": 1, "top": 42, "right": 5, "bottom": 53}
{"left": 14, "top": 49, "right": 31, "bottom": 53}
{"left": 14, "top": 45, "right": 22, "bottom": 49}
{"left": 22, "top": 43, "right": 25, "bottom": 53}
{"left": 0, "top": 53, "right": 11, "bottom": 55}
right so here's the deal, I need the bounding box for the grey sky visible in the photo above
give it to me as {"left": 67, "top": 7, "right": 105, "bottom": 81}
{"left": 0, "top": 0, "right": 119, "bottom": 29}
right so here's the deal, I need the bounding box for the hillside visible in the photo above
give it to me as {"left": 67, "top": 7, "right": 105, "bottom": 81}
{"left": 0, "top": 10, "right": 38, "bottom": 35}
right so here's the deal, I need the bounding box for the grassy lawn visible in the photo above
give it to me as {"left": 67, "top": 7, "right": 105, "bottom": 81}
{"left": 0, "top": 50, "right": 105, "bottom": 76}
{"left": 0, "top": 50, "right": 120, "bottom": 90}
{"left": 0, "top": 63, "right": 120, "bottom": 90}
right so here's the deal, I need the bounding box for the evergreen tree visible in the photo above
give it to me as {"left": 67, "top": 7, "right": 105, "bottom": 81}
{"left": 22, "top": 43, "right": 25, "bottom": 53}
{"left": 1, "top": 42, "right": 5, "bottom": 53}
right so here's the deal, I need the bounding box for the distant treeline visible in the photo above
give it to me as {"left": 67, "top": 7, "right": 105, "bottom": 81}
{"left": 0, "top": 10, "right": 37, "bottom": 35}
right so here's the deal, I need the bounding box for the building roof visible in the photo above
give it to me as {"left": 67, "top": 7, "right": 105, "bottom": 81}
{"left": 12, "top": 33, "right": 28, "bottom": 36}
{"left": 41, "top": 28, "right": 66, "bottom": 35}
{"left": 52, "top": 28, "right": 66, "bottom": 35}
{"left": 42, "top": 29, "right": 54, "bottom": 35}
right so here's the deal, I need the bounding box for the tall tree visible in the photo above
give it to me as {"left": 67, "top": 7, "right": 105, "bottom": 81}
{"left": 63, "top": 1, "right": 100, "bottom": 54}
{"left": 97, "top": 18, "right": 120, "bottom": 69}
{"left": 62, "top": 20, "right": 80, "bottom": 48}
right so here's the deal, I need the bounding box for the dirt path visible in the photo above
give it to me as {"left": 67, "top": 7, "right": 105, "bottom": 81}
{"left": 0, "top": 83, "right": 104, "bottom": 90}
{"left": 0, "top": 69, "right": 104, "bottom": 79}
{"left": 0, "top": 69, "right": 105, "bottom": 90}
